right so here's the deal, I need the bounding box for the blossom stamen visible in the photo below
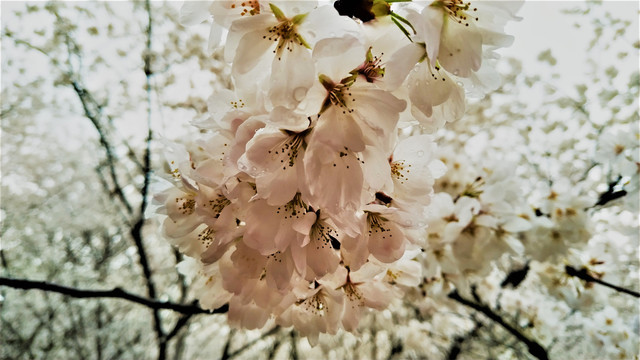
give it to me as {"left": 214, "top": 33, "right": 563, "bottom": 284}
{"left": 437, "top": 0, "right": 479, "bottom": 27}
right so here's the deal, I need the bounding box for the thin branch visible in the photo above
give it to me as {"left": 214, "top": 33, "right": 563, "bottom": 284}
{"left": 565, "top": 265, "right": 640, "bottom": 298}
{"left": 289, "top": 330, "right": 298, "bottom": 360}
{"left": 226, "top": 326, "right": 281, "bottom": 359}
{"left": 70, "top": 79, "right": 133, "bottom": 215}
{"left": 501, "top": 261, "right": 531, "bottom": 289}
{"left": 165, "top": 313, "right": 193, "bottom": 343}
{"left": 0, "top": 277, "right": 228, "bottom": 315}
{"left": 221, "top": 329, "right": 235, "bottom": 360}
{"left": 446, "top": 317, "right": 483, "bottom": 360}
{"left": 135, "top": 1, "right": 164, "bottom": 358}
{"left": 448, "top": 290, "right": 549, "bottom": 360}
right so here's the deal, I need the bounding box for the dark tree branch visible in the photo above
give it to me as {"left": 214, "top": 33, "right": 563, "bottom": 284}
{"left": 165, "top": 313, "right": 193, "bottom": 343}
{"left": 221, "top": 328, "right": 235, "bottom": 360}
{"left": 289, "top": 330, "right": 299, "bottom": 360}
{"left": 593, "top": 175, "right": 628, "bottom": 207}
{"left": 136, "top": 1, "right": 164, "bottom": 358}
{"left": 70, "top": 79, "right": 133, "bottom": 215}
{"left": 448, "top": 290, "right": 549, "bottom": 360}
{"left": 565, "top": 265, "right": 640, "bottom": 298}
{"left": 446, "top": 317, "right": 483, "bottom": 360}
{"left": 267, "top": 336, "right": 282, "bottom": 360}
{"left": 0, "top": 277, "right": 228, "bottom": 315}
{"left": 501, "top": 261, "right": 531, "bottom": 289}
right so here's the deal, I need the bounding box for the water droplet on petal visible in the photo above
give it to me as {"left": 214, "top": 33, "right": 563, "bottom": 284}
{"left": 238, "top": 163, "right": 248, "bottom": 171}
{"left": 453, "top": 70, "right": 460, "bottom": 76}
{"left": 251, "top": 166, "right": 257, "bottom": 172}
{"left": 293, "top": 87, "right": 307, "bottom": 102}
{"left": 456, "top": 81, "right": 464, "bottom": 87}
{"left": 417, "top": 150, "right": 424, "bottom": 157}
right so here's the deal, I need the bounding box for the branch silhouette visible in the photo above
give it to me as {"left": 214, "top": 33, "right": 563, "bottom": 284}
{"left": 448, "top": 289, "right": 549, "bottom": 360}
{"left": 0, "top": 277, "right": 228, "bottom": 315}
{"left": 565, "top": 265, "right": 640, "bottom": 298}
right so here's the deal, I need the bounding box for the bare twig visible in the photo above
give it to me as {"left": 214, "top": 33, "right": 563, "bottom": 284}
{"left": 70, "top": 80, "right": 133, "bottom": 214}
{"left": 446, "top": 317, "right": 483, "bottom": 360}
{"left": 448, "top": 289, "right": 548, "bottom": 360}
{"left": 0, "top": 277, "right": 228, "bottom": 315}
{"left": 133, "top": 1, "right": 165, "bottom": 358}
{"left": 226, "top": 326, "right": 281, "bottom": 359}
{"left": 289, "top": 330, "right": 299, "bottom": 360}
{"left": 565, "top": 265, "right": 640, "bottom": 298}
{"left": 165, "top": 313, "right": 193, "bottom": 343}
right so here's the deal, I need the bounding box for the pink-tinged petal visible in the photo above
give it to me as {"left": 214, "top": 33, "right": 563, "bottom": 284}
{"left": 243, "top": 200, "right": 281, "bottom": 254}
{"left": 480, "top": 28, "right": 514, "bottom": 48}
{"left": 417, "top": 6, "right": 443, "bottom": 64}
{"left": 229, "top": 117, "right": 266, "bottom": 168}
{"left": 233, "top": 29, "right": 276, "bottom": 74}
{"left": 208, "top": 22, "right": 224, "bottom": 52}
{"left": 179, "top": 1, "right": 211, "bottom": 26}
{"left": 163, "top": 223, "right": 207, "bottom": 258}
{"left": 211, "top": 204, "right": 239, "bottom": 243}
{"left": 228, "top": 242, "right": 266, "bottom": 280}
{"left": 268, "top": 106, "right": 312, "bottom": 132}
{"left": 240, "top": 126, "right": 307, "bottom": 205}
{"left": 293, "top": 211, "right": 316, "bottom": 235}
{"left": 300, "top": 5, "right": 360, "bottom": 44}
{"left": 367, "top": 214, "right": 406, "bottom": 263}
{"left": 182, "top": 260, "right": 233, "bottom": 310}
{"left": 350, "top": 84, "right": 406, "bottom": 145}
{"left": 228, "top": 299, "right": 270, "bottom": 330}
{"left": 272, "top": 0, "right": 317, "bottom": 15}
{"left": 410, "top": 67, "right": 465, "bottom": 133}
{"left": 303, "top": 141, "right": 364, "bottom": 215}
{"left": 162, "top": 212, "right": 203, "bottom": 239}
{"left": 312, "top": 36, "right": 365, "bottom": 81}
{"left": 269, "top": 44, "right": 315, "bottom": 109}
{"left": 225, "top": 14, "right": 274, "bottom": 62}
{"left": 256, "top": 168, "right": 299, "bottom": 205}
{"left": 438, "top": 21, "right": 482, "bottom": 78}
{"left": 265, "top": 250, "right": 295, "bottom": 291}
{"left": 306, "top": 246, "right": 340, "bottom": 279}
{"left": 385, "top": 257, "right": 422, "bottom": 287}
{"left": 361, "top": 145, "right": 392, "bottom": 194}
{"left": 210, "top": 0, "right": 266, "bottom": 29}
{"left": 290, "top": 242, "right": 308, "bottom": 277}
{"left": 200, "top": 237, "right": 234, "bottom": 264}
{"left": 409, "top": 62, "right": 454, "bottom": 113}
{"left": 349, "top": 261, "right": 385, "bottom": 282}
{"left": 340, "top": 233, "right": 369, "bottom": 271}
{"left": 310, "top": 106, "right": 365, "bottom": 152}
{"left": 391, "top": 134, "right": 439, "bottom": 200}
{"left": 384, "top": 43, "right": 424, "bottom": 90}
{"left": 360, "top": 281, "right": 395, "bottom": 309}
{"left": 340, "top": 300, "right": 363, "bottom": 331}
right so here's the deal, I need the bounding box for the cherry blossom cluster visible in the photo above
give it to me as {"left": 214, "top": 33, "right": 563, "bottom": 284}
{"left": 154, "top": 0, "right": 521, "bottom": 341}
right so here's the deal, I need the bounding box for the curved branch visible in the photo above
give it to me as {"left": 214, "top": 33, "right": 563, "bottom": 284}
{"left": 0, "top": 277, "right": 228, "bottom": 315}
{"left": 565, "top": 265, "right": 640, "bottom": 298}
{"left": 448, "top": 290, "right": 549, "bottom": 360}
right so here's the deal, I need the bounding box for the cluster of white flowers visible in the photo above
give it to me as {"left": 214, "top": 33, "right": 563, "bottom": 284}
{"left": 154, "top": 0, "right": 523, "bottom": 342}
